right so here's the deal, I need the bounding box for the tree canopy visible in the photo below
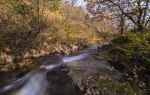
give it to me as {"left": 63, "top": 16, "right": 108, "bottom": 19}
{"left": 85, "top": 0, "right": 150, "bottom": 32}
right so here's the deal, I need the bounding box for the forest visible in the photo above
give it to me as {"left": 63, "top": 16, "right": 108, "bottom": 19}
{"left": 0, "top": 0, "right": 150, "bottom": 95}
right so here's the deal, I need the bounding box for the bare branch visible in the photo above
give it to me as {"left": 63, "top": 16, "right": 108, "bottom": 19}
{"left": 142, "top": 0, "right": 149, "bottom": 24}
{"left": 108, "top": 0, "right": 137, "bottom": 25}
{"left": 145, "top": 16, "right": 150, "bottom": 27}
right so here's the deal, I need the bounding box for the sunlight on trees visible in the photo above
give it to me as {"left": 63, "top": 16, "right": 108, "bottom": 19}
{"left": 0, "top": 0, "right": 150, "bottom": 94}
{"left": 0, "top": 0, "right": 101, "bottom": 69}
{"left": 85, "top": 0, "right": 150, "bottom": 32}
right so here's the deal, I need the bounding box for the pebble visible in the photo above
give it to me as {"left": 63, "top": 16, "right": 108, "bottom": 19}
{"left": 81, "top": 74, "right": 100, "bottom": 95}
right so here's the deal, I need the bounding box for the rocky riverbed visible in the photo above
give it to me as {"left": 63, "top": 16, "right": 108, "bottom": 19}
{"left": 0, "top": 45, "right": 122, "bottom": 95}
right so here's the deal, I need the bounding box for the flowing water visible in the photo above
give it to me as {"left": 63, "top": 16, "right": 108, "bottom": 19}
{"left": 0, "top": 45, "right": 119, "bottom": 95}
{"left": 0, "top": 46, "right": 98, "bottom": 95}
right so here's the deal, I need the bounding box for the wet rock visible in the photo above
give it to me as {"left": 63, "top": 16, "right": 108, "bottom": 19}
{"left": 0, "top": 62, "right": 7, "bottom": 65}
{"left": 47, "top": 67, "right": 82, "bottom": 95}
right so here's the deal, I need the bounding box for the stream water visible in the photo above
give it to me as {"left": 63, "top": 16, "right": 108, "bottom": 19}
{"left": 0, "top": 45, "right": 117, "bottom": 95}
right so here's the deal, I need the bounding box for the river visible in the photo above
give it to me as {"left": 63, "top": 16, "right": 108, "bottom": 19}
{"left": 0, "top": 45, "right": 121, "bottom": 95}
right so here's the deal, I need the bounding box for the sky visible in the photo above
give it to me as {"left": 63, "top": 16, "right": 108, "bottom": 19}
{"left": 63, "top": 0, "right": 86, "bottom": 8}
{"left": 75, "top": 0, "right": 86, "bottom": 7}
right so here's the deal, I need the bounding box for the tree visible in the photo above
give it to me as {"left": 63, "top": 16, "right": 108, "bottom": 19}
{"left": 0, "top": 0, "right": 48, "bottom": 63}
{"left": 85, "top": 0, "right": 150, "bottom": 32}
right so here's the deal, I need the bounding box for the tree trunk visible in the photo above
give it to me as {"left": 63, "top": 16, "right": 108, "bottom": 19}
{"left": 119, "top": 15, "right": 125, "bottom": 35}
{"left": 137, "top": 24, "right": 144, "bottom": 32}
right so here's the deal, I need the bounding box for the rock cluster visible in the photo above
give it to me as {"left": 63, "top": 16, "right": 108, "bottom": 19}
{"left": 81, "top": 75, "right": 100, "bottom": 95}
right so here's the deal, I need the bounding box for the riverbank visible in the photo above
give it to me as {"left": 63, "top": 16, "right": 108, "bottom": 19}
{"left": 0, "top": 45, "right": 120, "bottom": 94}
{"left": 1, "top": 43, "right": 144, "bottom": 95}
{"left": 95, "top": 32, "right": 150, "bottom": 94}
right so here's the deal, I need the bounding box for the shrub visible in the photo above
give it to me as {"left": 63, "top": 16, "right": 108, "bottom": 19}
{"left": 0, "top": 0, "right": 50, "bottom": 70}
{"left": 97, "top": 77, "right": 141, "bottom": 95}
{"left": 99, "top": 31, "right": 150, "bottom": 93}
{"left": 111, "top": 36, "right": 132, "bottom": 45}
{"left": 0, "top": 0, "right": 101, "bottom": 71}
